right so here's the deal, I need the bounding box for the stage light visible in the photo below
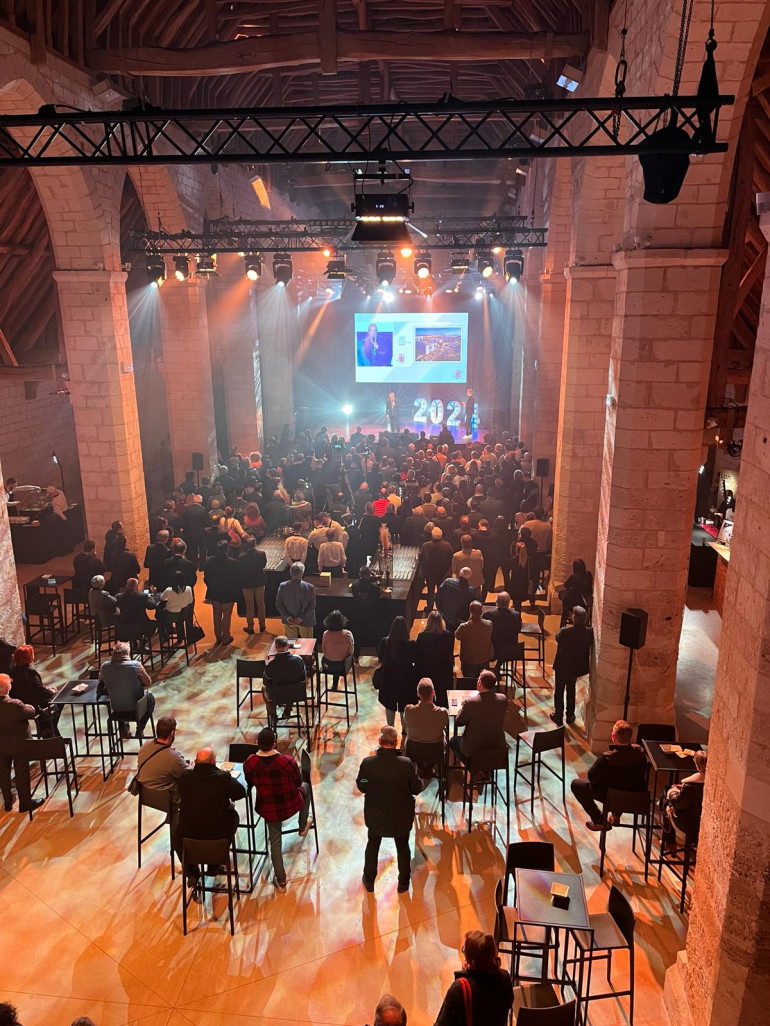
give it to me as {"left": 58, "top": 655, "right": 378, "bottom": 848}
{"left": 146, "top": 253, "right": 165, "bottom": 285}
{"left": 477, "top": 251, "right": 494, "bottom": 278}
{"left": 414, "top": 250, "right": 431, "bottom": 279}
{"left": 326, "top": 256, "right": 347, "bottom": 280}
{"left": 342, "top": 403, "right": 354, "bottom": 416}
{"left": 322, "top": 248, "right": 332, "bottom": 258}
{"left": 195, "top": 253, "right": 217, "bottom": 274}
{"left": 475, "top": 284, "right": 485, "bottom": 300}
{"left": 376, "top": 250, "right": 396, "bottom": 287}
{"left": 400, "top": 245, "right": 414, "bottom": 258}
{"left": 557, "top": 64, "right": 582, "bottom": 93}
{"left": 492, "top": 245, "right": 503, "bottom": 255}
{"left": 273, "top": 253, "right": 293, "bottom": 286}
{"left": 451, "top": 252, "right": 470, "bottom": 273}
{"left": 172, "top": 255, "right": 189, "bottom": 281}
{"left": 351, "top": 192, "right": 412, "bottom": 246}
{"left": 244, "top": 253, "right": 262, "bottom": 281}
{"left": 504, "top": 249, "right": 524, "bottom": 283}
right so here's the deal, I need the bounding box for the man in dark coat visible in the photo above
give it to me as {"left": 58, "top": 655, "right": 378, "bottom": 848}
{"left": 551, "top": 604, "right": 594, "bottom": 726}
{"left": 356, "top": 725, "right": 421, "bottom": 893}
{"left": 570, "top": 719, "right": 647, "bottom": 830}
{"left": 436, "top": 567, "right": 478, "bottom": 633}
{"left": 0, "top": 673, "right": 43, "bottom": 812}
{"left": 181, "top": 494, "right": 210, "bottom": 570}
{"left": 418, "top": 527, "right": 454, "bottom": 613}
{"left": 203, "top": 539, "right": 240, "bottom": 645}
{"left": 162, "top": 539, "right": 198, "bottom": 590}
{"left": 143, "top": 530, "right": 171, "bottom": 589}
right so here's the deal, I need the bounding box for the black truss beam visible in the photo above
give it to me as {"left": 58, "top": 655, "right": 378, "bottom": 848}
{"left": 0, "top": 95, "right": 733, "bottom": 167}
{"left": 131, "top": 217, "right": 548, "bottom": 254}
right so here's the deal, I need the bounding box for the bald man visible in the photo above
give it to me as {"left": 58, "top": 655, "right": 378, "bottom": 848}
{"left": 177, "top": 746, "right": 246, "bottom": 886}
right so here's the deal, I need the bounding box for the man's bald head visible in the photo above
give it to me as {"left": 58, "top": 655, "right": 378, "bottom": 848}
{"left": 195, "top": 747, "right": 216, "bottom": 765}
{"left": 374, "top": 994, "right": 407, "bottom": 1026}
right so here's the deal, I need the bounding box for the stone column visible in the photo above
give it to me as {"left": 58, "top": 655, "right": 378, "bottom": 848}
{"left": 158, "top": 277, "right": 218, "bottom": 482}
{"left": 255, "top": 285, "right": 295, "bottom": 441}
{"left": 53, "top": 270, "right": 149, "bottom": 558}
{"left": 586, "top": 248, "right": 726, "bottom": 749}
{"left": 532, "top": 271, "right": 567, "bottom": 493}
{"left": 664, "top": 214, "right": 770, "bottom": 1026}
{"left": 0, "top": 455, "right": 24, "bottom": 645}
{"left": 550, "top": 264, "right": 616, "bottom": 605}
{"left": 519, "top": 275, "right": 540, "bottom": 450}
{"left": 206, "top": 262, "right": 262, "bottom": 456}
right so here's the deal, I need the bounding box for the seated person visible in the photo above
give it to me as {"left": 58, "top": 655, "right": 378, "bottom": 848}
{"left": 570, "top": 719, "right": 648, "bottom": 831}
{"left": 88, "top": 574, "right": 119, "bottom": 629}
{"left": 72, "top": 539, "right": 105, "bottom": 590}
{"left": 449, "top": 670, "right": 506, "bottom": 764}
{"left": 661, "top": 750, "right": 707, "bottom": 854}
{"left": 320, "top": 609, "right": 354, "bottom": 690}
{"left": 263, "top": 636, "right": 307, "bottom": 722}
{"left": 136, "top": 715, "right": 188, "bottom": 802}
{"left": 351, "top": 565, "right": 380, "bottom": 599}
{"left": 177, "top": 746, "right": 246, "bottom": 892}
{"left": 115, "top": 578, "right": 159, "bottom": 638}
{"left": 97, "top": 641, "right": 155, "bottom": 739}
{"left": 403, "top": 678, "right": 449, "bottom": 745}
{"left": 9, "top": 644, "right": 61, "bottom": 737}
{"left": 483, "top": 591, "right": 522, "bottom": 670}
{"left": 456, "top": 600, "right": 494, "bottom": 678}
{"left": 157, "top": 571, "right": 194, "bottom": 641}
{"left": 243, "top": 727, "right": 313, "bottom": 893}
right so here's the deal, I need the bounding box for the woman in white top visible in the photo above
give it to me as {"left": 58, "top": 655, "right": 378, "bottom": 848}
{"left": 159, "top": 571, "right": 194, "bottom": 641}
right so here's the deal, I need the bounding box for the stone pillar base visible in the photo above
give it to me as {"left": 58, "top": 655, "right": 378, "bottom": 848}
{"left": 664, "top": 952, "right": 693, "bottom": 1026}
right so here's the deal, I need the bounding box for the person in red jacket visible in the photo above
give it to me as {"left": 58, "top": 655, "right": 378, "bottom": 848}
{"left": 243, "top": 727, "right": 313, "bottom": 892}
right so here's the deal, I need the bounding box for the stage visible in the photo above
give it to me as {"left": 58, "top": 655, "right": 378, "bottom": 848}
{"left": 317, "top": 421, "right": 486, "bottom": 445}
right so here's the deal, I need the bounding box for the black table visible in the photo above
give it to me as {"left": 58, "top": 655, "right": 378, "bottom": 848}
{"left": 643, "top": 740, "right": 703, "bottom": 882}
{"left": 50, "top": 679, "right": 119, "bottom": 781}
{"left": 24, "top": 574, "right": 75, "bottom": 651}
{"left": 11, "top": 505, "right": 84, "bottom": 564}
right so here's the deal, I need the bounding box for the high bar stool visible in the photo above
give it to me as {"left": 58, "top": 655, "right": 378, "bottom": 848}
{"left": 319, "top": 654, "right": 358, "bottom": 730}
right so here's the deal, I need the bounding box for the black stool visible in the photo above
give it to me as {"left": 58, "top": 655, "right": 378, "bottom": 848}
{"left": 26, "top": 736, "right": 79, "bottom": 818}
{"left": 514, "top": 725, "right": 566, "bottom": 816}
{"left": 236, "top": 659, "right": 265, "bottom": 727}
{"left": 137, "top": 782, "right": 176, "bottom": 878}
{"left": 459, "top": 745, "right": 510, "bottom": 835}
{"left": 319, "top": 654, "right": 358, "bottom": 730}
{"left": 181, "top": 837, "right": 239, "bottom": 935}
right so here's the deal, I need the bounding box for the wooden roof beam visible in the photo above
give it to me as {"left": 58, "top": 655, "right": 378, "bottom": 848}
{"left": 86, "top": 29, "right": 590, "bottom": 76}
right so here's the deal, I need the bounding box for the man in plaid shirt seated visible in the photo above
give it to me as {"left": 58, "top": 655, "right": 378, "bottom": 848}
{"left": 243, "top": 727, "right": 313, "bottom": 893}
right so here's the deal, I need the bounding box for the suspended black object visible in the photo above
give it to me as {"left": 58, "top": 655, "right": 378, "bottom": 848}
{"left": 638, "top": 116, "right": 691, "bottom": 204}
{"left": 695, "top": 32, "right": 719, "bottom": 147}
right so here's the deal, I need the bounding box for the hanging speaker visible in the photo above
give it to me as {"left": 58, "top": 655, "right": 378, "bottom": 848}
{"left": 191, "top": 452, "right": 204, "bottom": 471}
{"left": 535, "top": 458, "right": 550, "bottom": 477}
{"left": 637, "top": 123, "right": 691, "bottom": 204}
{"left": 619, "top": 608, "right": 648, "bottom": 650}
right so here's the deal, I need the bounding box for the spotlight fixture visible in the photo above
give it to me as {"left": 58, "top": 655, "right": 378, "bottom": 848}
{"left": 341, "top": 403, "right": 354, "bottom": 417}
{"left": 273, "top": 252, "right": 293, "bottom": 286}
{"left": 450, "top": 252, "right": 470, "bottom": 273}
{"left": 477, "top": 250, "right": 495, "bottom": 278}
{"left": 196, "top": 253, "right": 217, "bottom": 274}
{"left": 145, "top": 253, "right": 165, "bottom": 285}
{"left": 322, "top": 248, "right": 332, "bottom": 258}
{"left": 504, "top": 249, "right": 524, "bottom": 283}
{"left": 557, "top": 64, "right": 582, "bottom": 93}
{"left": 419, "top": 283, "right": 434, "bottom": 297}
{"left": 326, "top": 256, "right": 347, "bottom": 280}
{"left": 376, "top": 250, "right": 397, "bottom": 287}
{"left": 244, "top": 253, "right": 262, "bottom": 281}
{"left": 414, "top": 251, "right": 432, "bottom": 279}
{"left": 492, "top": 245, "right": 503, "bottom": 255}
{"left": 351, "top": 168, "right": 414, "bottom": 246}
{"left": 400, "top": 246, "right": 414, "bottom": 258}
{"left": 173, "top": 255, "right": 190, "bottom": 281}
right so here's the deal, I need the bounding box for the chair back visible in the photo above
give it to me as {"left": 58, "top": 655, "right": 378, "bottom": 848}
{"left": 64, "top": 587, "right": 90, "bottom": 605}
{"left": 605, "top": 788, "right": 651, "bottom": 817}
{"left": 115, "top": 623, "right": 144, "bottom": 644}
{"left": 24, "top": 737, "right": 67, "bottom": 761}
{"left": 300, "top": 748, "right": 312, "bottom": 784}
{"left": 236, "top": 658, "right": 266, "bottom": 681}
{"left": 27, "top": 593, "right": 55, "bottom": 615}
{"left": 134, "top": 692, "right": 151, "bottom": 724}
{"left": 456, "top": 676, "right": 476, "bottom": 689}
{"left": 504, "top": 841, "right": 554, "bottom": 904}
{"left": 521, "top": 607, "right": 546, "bottom": 632}
{"left": 517, "top": 1000, "right": 576, "bottom": 1025}
{"left": 228, "top": 742, "right": 259, "bottom": 763}
{"left": 404, "top": 739, "right": 445, "bottom": 768}
{"left": 636, "top": 722, "right": 676, "bottom": 745}
{"left": 138, "top": 783, "right": 172, "bottom": 815}
{"left": 608, "top": 885, "right": 636, "bottom": 946}
{"left": 182, "top": 837, "right": 230, "bottom": 867}
{"left": 272, "top": 680, "right": 309, "bottom": 703}
{"left": 497, "top": 642, "right": 525, "bottom": 662}
{"left": 469, "top": 746, "right": 508, "bottom": 773}
{"left": 532, "top": 725, "right": 565, "bottom": 754}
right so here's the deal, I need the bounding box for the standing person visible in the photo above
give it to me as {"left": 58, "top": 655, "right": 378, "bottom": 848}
{"left": 243, "top": 727, "right": 313, "bottom": 893}
{"left": 237, "top": 534, "right": 267, "bottom": 635}
{"left": 0, "top": 673, "right": 43, "bottom": 813}
{"left": 558, "top": 558, "right": 594, "bottom": 626}
{"left": 181, "top": 493, "right": 209, "bottom": 570}
{"left": 356, "top": 724, "right": 421, "bottom": 893}
{"left": 386, "top": 391, "right": 400, "bottom": 433}
{"left": 359, "top": 502, "right": 382, "bottom": 562}
{"left": 143, "top": 530, "right": 171, "bottom": 590}
{"left": 283, "top": 523, "right": 309, "bottom": 568}
{"left": 507, "top": 540, "right": 530, "bottom": 611}
{"left": 376, "top": 616, "right": 416, "bottom": 729}
{"left": 317, "top": 528, "right": 347, "bottom": 577}
{"left": 464, "top": 387, "right": 476, "bottom": 439}
{"left": 433, "top": 930, "right": 514, "bottom": 1026}
{"left": 204, "top": 539, "right": 240, "bottom": 645}
{"left": 415, "top": 610, "right": 455, "bottom": 707}
{"left": 519, "top": 525, "right": 539, "bottom": 606}
{"left": 456, "top": 601, "right": 494, "bottom": 679}
{"left": 419, "top": 527, "right": 454, "bottom": 615}
{"left": 72, "top": 539, "right": 105, "bottom": 590}
{"left": 437, "top": 567, "right": 477, "bottom": 634}
{"left": 451, "top": 534, "right": 485, "bottom": 594}
{"left": 108, "top": 535, "right": 140, "bottom": 595}
{"left": 103, "top": 520, "right": 124, "bottom": 573}
{"left": 551, "top": 605, "right": 594, "bottom": 726}
{"left": 275, "top": 562, "right": 316, "bottom": 639}
{"left": 163, "top": 539, "right": 198, "bottom": 590}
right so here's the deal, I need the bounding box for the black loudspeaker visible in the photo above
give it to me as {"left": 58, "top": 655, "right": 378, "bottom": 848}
{"left": 191, "top": 452, "right": 204, "bottom": 471}
{"left": 535, "top": 457, "right": 550, "bottom": 478}
{"left": 619, "top": 608, "right": 648, "bottom": 650}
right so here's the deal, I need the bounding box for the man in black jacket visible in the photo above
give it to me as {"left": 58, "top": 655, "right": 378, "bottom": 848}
{"left": 483, "top": 591, "right": 522, "bottom": 670}
{"left": 418, "top": 527, "right": 454, "bottom": 614}
{"left": 570, "top": 719, "right": 647, "bottom": 830}
{"left": 72, "top": 539, "right": 106, "bottom": 590}
{"left": 143, "top": 530, "right": 171, "bottom": 589}
{"left": 237, "top": 535, "right": 268, "bottom": 634}
{"left": 262, "top": 636, "right": 307, "bottom": 721}
{"left": 356, "top": 725, "right": 421, "bottom": 893}
{"left": 204, "top": 539, "right": 240, "bottom": 645}
{"left": 177, "top": 746, "right": 246, "bottom": 889}
{"left": 182, "top": 494, "right": 209, "bottom": 570}
{"left": 551, "top": 605, "right": 594, "bottom": 726}
{"left": 162, "top": 539, "right": 197, "bottom": 591}
{"left": 436, "top": 567, "right": 477, "bottom": 633}
{"left": 0, "top": 674, "right": 43, "bottom": 812}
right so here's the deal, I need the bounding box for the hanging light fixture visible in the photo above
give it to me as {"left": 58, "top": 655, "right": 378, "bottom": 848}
{"left": 244, "top": 253, "right": 262, "bottom": 280}
{"left": 173, "top": 255, "right": 189, "bottom": 281}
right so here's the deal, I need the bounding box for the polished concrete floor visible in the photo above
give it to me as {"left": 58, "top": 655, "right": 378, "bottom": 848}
{"left": 2, "top": 558, "right": 718, "bottom": 1026}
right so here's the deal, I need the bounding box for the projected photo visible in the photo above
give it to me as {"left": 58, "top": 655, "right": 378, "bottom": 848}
{"left": 415, "top": 327, "right": 462, "bottom": 363}
{"left": 354, "top": 312, "right": 468, "bottom": 384}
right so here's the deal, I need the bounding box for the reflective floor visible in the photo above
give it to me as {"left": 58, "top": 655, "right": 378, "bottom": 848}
{"left": 2, "top": 558, "right": 717, "bottom": 1026}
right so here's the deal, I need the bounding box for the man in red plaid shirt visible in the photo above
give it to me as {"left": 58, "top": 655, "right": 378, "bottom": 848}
{"left": 243, "top": 727, "right": 313, "bottom": 892}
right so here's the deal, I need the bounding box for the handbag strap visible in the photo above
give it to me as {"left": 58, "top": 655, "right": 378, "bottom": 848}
{"left": 136, "top": 741, "right": 169, "bottom": 775}
{"left": 458, "top": 977, "right": 472, "bottom": 1025}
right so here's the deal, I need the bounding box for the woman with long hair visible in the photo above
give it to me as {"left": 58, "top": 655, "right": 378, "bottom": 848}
{"left": 433, "top": 930, "right": 513, "bottom": 1026}
{"left": 559, "top": 557, "right": 594, "bottom": 626}
{"left": 376, "top": 615, "right": 416, "bottom": 728}
{"left": 508, "top": 540, "right": 530, "bottom": 611}
{"left": 415, "top": 610, "right": 455, "bottom": 707}
{"left": 243, "top": 501, "right": 266, "bottom": 542}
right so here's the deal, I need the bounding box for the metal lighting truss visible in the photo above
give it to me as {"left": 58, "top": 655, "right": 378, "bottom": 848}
{"left": 0, "top": 94, "right": 733, "bottom": 167}
{"left": 131, "top": 216, "right": 548, "bottom": 254}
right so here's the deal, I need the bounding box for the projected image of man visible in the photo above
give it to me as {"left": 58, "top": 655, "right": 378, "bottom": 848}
{"left": 357, "top": 323, "right": 393, "bottom": 367}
